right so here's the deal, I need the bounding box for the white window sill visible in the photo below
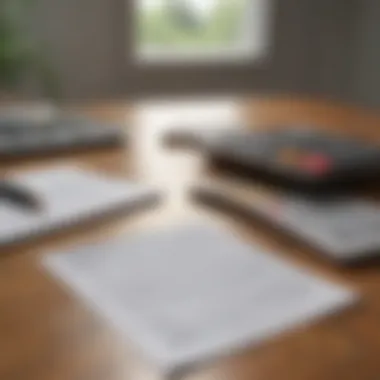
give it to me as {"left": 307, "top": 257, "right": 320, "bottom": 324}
{"left": 134, "top": 44, "right": 269, "bottom": 66}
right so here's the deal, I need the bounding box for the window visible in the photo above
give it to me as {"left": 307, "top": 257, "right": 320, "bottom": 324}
{"left": 136, "top": 0, "right": 271, "bottom": 63}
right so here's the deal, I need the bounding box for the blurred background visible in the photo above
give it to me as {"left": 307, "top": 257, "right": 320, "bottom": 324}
{"left": 2, "top": 3, "right": 380, "bottom": 380}
{"left": 1, "top": 0, "right": 379, "bottom": 108}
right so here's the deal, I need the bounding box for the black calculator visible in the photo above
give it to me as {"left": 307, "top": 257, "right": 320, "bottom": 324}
{"left": 207, "top": 128, "right": 380, "bottom": 193}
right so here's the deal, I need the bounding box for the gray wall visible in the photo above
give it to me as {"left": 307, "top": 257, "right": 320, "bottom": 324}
{"left": 303, "top": 0, "right": 380, "bottom": 109}
{"left": 34, "top": 0, "right": 124, "bottom": 99}
{"left": 303, "top": 0, "right": 361, "bottom": 103}
{"left": 349, "top": 0, "right": 380, "bottom": 108}
{"left": 32, "top": 0, "right": 380, "bottom": 108}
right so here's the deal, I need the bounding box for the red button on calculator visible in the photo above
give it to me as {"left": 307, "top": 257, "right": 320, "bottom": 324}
{"left": 300, "top": 154, "right": 333, "bottom": 175}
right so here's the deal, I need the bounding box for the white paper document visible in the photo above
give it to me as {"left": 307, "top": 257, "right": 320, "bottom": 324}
{"left": 0, "top": 167, "right": 159, "bottom": 246}
{"left": 44, "top": 223, "right": 356, "bottom": 375}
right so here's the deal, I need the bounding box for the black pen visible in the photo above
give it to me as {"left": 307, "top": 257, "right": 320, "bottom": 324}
{"left": 0, "top": 182, "right": 41, "bottom": 211}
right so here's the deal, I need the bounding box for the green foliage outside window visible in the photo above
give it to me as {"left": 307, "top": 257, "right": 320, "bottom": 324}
{"left": 138, "top": 0, "right": 247, "bottom": 51}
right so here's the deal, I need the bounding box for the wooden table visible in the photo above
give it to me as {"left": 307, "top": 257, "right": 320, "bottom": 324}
{"left": 2, "top": 97, "right": 380, "bottom": 380}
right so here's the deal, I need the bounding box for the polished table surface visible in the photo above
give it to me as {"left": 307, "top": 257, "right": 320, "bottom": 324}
{"left": 2, "top": 97, "right": 380, "bottom": 380}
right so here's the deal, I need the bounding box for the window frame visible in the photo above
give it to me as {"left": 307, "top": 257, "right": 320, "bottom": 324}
{"left": 133, "top": 0, "right": 273, "bottom": 65}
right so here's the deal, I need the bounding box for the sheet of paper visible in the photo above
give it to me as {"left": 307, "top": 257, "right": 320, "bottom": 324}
{"left": 44, "top": 223, "right": 356, "bottom": 375}
{"left": 0, "top": 167, "right": 158, "bottom": 245}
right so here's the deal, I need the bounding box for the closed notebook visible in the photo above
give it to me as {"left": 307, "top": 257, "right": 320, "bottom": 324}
{"left": 0, "top": 117, "right": 125, "bottom": 156}
{"left": 192, "top": 179, "right": 380, "bottom": 262}
{"left": 0, "top": 167, "right": 160, "bottom": 246}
